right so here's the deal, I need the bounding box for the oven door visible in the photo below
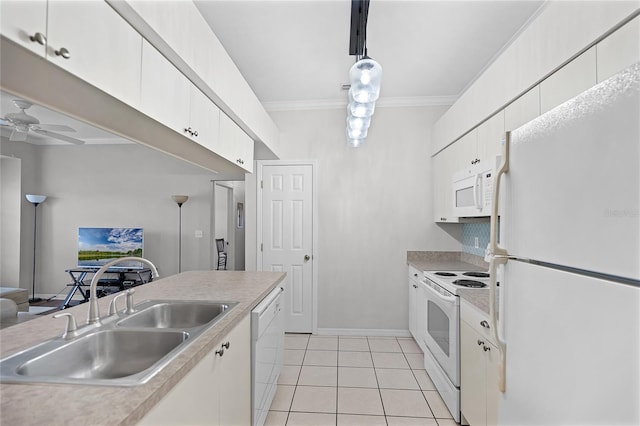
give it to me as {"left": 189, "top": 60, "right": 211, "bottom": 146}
{"left": 421, "top": 278, "right": 460, "bottom": 387}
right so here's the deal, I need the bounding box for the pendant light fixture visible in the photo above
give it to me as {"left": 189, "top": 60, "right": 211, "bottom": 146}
{"left": 346, "top": 0, "right": 381, "bottom": 148}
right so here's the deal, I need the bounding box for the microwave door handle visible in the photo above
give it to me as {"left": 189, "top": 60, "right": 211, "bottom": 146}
{"left": 474, "top": 173, "right": 482, "bottom": 210}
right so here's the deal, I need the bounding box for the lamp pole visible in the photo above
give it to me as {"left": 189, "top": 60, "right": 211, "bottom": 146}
{"left": 25, "top": 194, "right": 47, "bottom": 303}
{"left": 171, "top": 195, "right": 189, "bottom": 273}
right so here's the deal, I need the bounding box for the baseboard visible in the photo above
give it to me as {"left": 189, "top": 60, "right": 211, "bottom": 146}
{"left": 315, "top": 328, "right": 411, "bottom": 338}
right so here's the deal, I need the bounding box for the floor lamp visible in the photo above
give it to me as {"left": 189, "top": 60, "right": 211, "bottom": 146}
{"left": 171, "top": 195, "right": 189, "bottom": 273}
{"left": 26, "top": 194, "right": 47, "bottom": 303}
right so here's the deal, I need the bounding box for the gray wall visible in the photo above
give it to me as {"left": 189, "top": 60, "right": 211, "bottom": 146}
{"left": 1, "top": 140, "right": 217, "bottom": 298}
{"left": 246, "top": 106, "right": 462, "bottom": 332}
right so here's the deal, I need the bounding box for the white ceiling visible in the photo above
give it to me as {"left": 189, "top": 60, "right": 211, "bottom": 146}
{"left": 195, "top": 0, "right": 545, "bottom": 110}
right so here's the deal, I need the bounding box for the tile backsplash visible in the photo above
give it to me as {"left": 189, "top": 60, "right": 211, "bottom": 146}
{"left": 462, "top": 222, "right": 490, "bottom": 257}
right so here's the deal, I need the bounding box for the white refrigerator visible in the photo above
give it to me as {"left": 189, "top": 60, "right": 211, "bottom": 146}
{"left": 487, "top": 63, "right": 640, "bottom": 425}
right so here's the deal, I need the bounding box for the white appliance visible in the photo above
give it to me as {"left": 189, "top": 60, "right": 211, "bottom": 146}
{"left": 452, "top": 158, "right": 499, "bottom": 217}
{"left": 487, "top": 64, "right": 640, "bottom": 425}
{"left": 251, "top": 286, "right": 284, "bottom": 426}
{"left": 422, "top": 270, "right": 490, "bottom": 422}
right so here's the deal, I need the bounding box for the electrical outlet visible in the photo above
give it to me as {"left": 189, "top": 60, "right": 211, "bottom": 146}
{"left": 474, "top": 237, "right": 479, "bottom": 248}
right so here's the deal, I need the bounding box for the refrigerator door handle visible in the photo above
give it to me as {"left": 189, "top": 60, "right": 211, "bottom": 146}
{"left": 488, "top": 132, "right": 511, "bottom": 393}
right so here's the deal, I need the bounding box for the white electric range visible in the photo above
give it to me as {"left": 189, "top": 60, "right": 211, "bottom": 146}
{"left": 420, "top": 269, "right": 490, "bottom": 423}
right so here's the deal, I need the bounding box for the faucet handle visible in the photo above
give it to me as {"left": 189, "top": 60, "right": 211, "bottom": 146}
{"left": 53, "top": 312, "right": 78, "bottom": 339}
{"left": 124, "top": 289, "right": 136, "bottom": 314}
{"left": 108, "top": 292, "right": 127, "bottom": 316}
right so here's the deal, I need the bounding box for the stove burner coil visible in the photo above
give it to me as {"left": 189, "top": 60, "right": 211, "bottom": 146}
{"left": 434, "top": 272, "right": 457, "bottom": 277}
{"left": 452, "top": 279, "right": 487, "bottom": 288}
{"left": 463, "top": 271, "right": 490, "bottom": 278}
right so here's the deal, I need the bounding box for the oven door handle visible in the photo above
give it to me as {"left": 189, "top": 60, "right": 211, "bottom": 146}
{"left": 421, "top": 280, "right": 457, "bottom": 304}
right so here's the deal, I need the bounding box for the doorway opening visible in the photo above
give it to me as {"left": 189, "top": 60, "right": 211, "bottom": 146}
{"left": 211, "top": 180, "right": 245, "bottom": 271}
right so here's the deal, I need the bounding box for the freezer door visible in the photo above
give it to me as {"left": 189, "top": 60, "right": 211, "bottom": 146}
{"left": 501, "top": 65, "right": 639, "bottom": 280}
{"left": 498, "top": 261, "right": 639, "bottom": 425}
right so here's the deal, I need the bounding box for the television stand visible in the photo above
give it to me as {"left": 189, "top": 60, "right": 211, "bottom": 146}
{"left": 61, "top": 268, "right": 153, "bottom": 309}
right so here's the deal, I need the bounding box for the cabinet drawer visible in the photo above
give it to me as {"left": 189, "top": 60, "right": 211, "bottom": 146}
{"left": 461, "top": 298, "right": 495, "bottom": 345}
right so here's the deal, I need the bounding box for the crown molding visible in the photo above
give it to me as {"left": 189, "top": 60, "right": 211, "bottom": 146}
{"left": 263, "top": 95, "right": 458, "bottom": 112}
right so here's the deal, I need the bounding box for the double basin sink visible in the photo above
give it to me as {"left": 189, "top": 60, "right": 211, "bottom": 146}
{"left": 0, "top": 299, "right": 237, "bottom": 386}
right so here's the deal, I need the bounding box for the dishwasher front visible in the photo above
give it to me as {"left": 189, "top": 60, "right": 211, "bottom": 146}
{"left": 251, "top": 286, "right": 284, "bottom": 426}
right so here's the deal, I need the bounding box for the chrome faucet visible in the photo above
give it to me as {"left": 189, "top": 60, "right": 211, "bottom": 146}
{"left": 87, "top": 257, "right": 159, "bottom": 325}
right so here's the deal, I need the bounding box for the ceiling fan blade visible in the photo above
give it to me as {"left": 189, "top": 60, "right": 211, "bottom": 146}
{"left": 33, "top": 124, "right": 76, "bottom": 132}
{"left": 33, "top": 129, "right": 85, "bottom": 145}
{"left": 9, "top": 129, "right": 28, "bottom": 142}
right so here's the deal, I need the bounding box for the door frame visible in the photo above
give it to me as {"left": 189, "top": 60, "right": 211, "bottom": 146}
{"left": 211, "top": 180, "right": 236, "bottom": 270}
{"left": 257, "top": 160, "right": 318, "bottom": 333}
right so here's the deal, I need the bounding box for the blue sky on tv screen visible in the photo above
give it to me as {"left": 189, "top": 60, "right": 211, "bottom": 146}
{"left": 78, "top": 228, "right": 143, "bottom": 253}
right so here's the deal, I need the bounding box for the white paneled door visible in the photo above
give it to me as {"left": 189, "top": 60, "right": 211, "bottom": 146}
{"left": 261, "top": 164, "right": 314, "bottom": 333}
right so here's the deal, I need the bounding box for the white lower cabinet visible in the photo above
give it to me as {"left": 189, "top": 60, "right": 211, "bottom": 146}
{"left": 408, "top": 266, "right": 420, "bottom": 341}
{"left": 139, "top": 316, "right": 251, "bottom": 426}
{"left": 460, "top": 301, "right": 498, "bottom": 426}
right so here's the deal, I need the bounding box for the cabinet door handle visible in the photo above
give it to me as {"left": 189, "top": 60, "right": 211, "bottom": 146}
{"left": 412, "top": 284, "right": 418, "bottom": 288}
{"left": 193, "top": 130, "right": 198, "bottom": 137}
{"left": 29, "top": 32, "right": 46, "bottom": 45}
{"left": 483, "top": 345, "right": 491, "bottom": 352}
{"left": 480, "top": 320, "right": 490, "bottom": 329}
{"left": 55, "top": 47, "right": 70, "bottom": 59}
{"left": 215, "top": 348, "right": 225, "bottom": 357}
{"left": 222, "top": 341, "right": 230, "bottom": 349}
{"left": 477, "top": 339, "right": 484, "bottom": 346}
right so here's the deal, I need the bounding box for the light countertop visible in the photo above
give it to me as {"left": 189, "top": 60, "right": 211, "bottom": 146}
{"left": 407, "top": 251, "right": 488, "bottom": 272}
{"left": 0, "top": 270, "right": 285, "bottom": 426}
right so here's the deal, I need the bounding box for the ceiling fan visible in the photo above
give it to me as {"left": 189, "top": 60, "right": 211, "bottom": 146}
{"left": 0, "top": 99, "right": 85, "bottom": 145}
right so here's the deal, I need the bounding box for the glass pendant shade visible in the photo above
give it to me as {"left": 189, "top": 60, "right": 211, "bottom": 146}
{"left": 347, "top": 126, "right": 368, "bottom": 140}
{"left": 349, "top": 101, "right": 375, "bottom": 118}
{"left": 347, "top": 138, "right": 365, "bottom": 148}
{"left": 26, "top": 194, "right": 47, "bottom": 204}
{"left": 347, "top": 114, "right": 371, "bottom": 131}
{"left": 349, "top": 57, "right": 382, "bottom": 103}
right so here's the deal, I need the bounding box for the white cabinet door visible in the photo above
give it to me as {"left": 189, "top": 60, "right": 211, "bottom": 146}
{"left": 140, "top": 40, "right": 191, "bottom": 136}
{"left": 504, "top": 85, "right": 540, "bottom": 131}
{"left": 218, "top": 316, "right": 251, "bottom": 426}
{"left": 46, "top": 0, "right": 142, "bottom": 108}
{"left": 0, "top": 0, "right": 47, "bottom": 57}
{"left": 461, "top": 319, "right": 487, "bottom": 426}
{"left": 139, "top": 316, "right": 250, "bottom": 426}
{"left": 219, "top": 112, "right": 254, "bottom": 173}
{"left": 189, "top": 86, "right": 220, "bottom": 151}
{"left": 432, "top": 144, "right": 460, "bottom": 223}
{"left": 540, "top": 46, "right": 597, "bottom": 114}
{"left": 408, "top": 267, "right": 421, "bottom": 340}
{"left": 597, "top": 16, "right": 640, "bottom": 82}
{"left": 476, "top": 111, "right": 504, "bottom": 167}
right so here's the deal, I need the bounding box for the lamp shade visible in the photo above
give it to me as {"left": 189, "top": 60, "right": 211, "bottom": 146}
{"left": 171, "top": 195, "right": 189, "bottom": 206}
{"left": 349, "top": 57, "right": 382, "bottom": 103}
{"left": 25, "top": 194, "right": 47, "bottom": 204}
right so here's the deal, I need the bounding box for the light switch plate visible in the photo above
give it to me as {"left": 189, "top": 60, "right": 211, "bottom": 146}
{"left": 195, "top": 230, "right": 203, "bottom": 238}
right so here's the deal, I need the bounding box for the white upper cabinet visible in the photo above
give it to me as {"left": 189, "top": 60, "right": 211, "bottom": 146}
{"left": 433, "top": 143, "right": 461, "bottom": 223}
{"left": 597, "top": 16, "right": 640, "bottom": 82}
{"left": 46, "top": 0, "right": 142, "bottom": 108}
{"left": 219, "top": 113, "right": 254, "bottom": 173}
{"left": 476, "top": 111, "right": 505, "bottom": 167}
{"left": 0, "top": 0, "right": 47, "bottom": 57}
{"left": 140, "top": 40, "right": 191, "bottom": 136}
{"left": 504, "top": 85, "right": 540, "bottom": 132}
{"left": 540, "top": 46, "right": 597, "bottom": 114}
{"left": 189, "top": 86, "right": 220, "bottom": 152}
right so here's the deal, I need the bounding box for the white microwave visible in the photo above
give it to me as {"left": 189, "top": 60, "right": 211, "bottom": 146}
{"left": 452, "top": 157, "right": 499, "bottom": 217}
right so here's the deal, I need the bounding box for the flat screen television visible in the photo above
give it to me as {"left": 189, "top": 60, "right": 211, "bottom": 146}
{"left": 78, "top": 227, "right": 144, "bottom": 269}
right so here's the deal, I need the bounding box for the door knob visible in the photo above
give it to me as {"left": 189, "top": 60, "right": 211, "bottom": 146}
{"left": 304, "top": 254, "right": 310, "bottom": 262}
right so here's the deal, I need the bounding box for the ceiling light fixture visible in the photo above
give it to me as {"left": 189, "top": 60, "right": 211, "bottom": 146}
{"left": 346, "top": 0, "right": 382, "bottom": 148}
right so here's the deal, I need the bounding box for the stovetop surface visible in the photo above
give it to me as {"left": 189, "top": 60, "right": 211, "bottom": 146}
{"left": 424, "top": 270, "right": 491, "bottom": 294}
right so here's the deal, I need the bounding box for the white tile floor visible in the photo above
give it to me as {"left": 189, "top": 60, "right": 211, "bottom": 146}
{"left": 265, "top": 334, "right": 459, "bottom": 426}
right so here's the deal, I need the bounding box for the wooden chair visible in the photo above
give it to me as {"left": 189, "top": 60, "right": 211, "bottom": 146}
{"left": 216, "top": 238, "right": 227, "bottom": 270}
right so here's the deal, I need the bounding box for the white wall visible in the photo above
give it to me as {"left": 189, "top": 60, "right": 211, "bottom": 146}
{"left": 247, "top": 106, "right": 462, "bottom": 332}
{"left": 1, "top": 155, "right": 22, "bottom": 287}
{"left": 1, "top": 140, "right": 217, "bottom": 297}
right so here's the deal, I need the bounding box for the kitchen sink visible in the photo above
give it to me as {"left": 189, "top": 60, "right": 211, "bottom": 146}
{"left": 117, "top": 300, "right": 237, "bottom": 329}
{"left": 0, "top": 299, "right": 238, "bottom": 386}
